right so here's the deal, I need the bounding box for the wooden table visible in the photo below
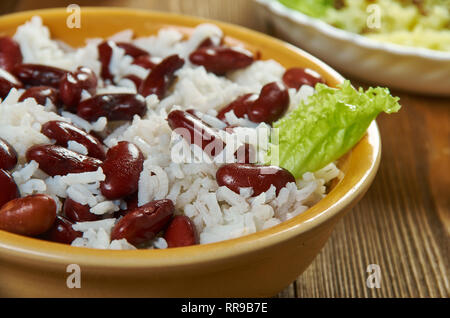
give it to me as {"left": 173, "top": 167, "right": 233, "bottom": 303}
{"left": 2, "top": 0, "right": 449, "bottom": 298}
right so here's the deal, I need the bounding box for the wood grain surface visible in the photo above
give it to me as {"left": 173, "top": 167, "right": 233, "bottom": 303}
{"left": 2, "top": 0, "right": 449, "bottom": 298}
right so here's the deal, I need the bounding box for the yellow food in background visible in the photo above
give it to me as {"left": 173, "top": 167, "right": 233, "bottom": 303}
{"left": 280, "top": 0, "right": 450, "bottom": 51}
{"left": 368, "top": 27, "right": 450, "bottom": 51}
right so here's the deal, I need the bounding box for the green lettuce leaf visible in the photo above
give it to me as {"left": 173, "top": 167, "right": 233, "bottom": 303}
{"left": 266, "top": 80, "right": 401, "bottom": 178}
{"left": 278, "top": 0, "right": 333, "bottom": 18}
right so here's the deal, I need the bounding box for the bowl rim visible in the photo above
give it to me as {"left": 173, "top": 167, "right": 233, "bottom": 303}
{"left": 0, "top": 7, "right": 381, "bottom": 269}
{"left": 256, "top": 0, "right": 450, "bottom": 61}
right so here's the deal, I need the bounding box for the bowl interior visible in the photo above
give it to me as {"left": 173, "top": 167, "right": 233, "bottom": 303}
{"left": 0, "top": 8, "right": 381, "bottom": 268}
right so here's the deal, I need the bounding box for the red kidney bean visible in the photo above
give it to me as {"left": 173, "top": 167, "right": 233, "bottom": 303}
{"left": 167, "top": 110, "right": 225, "bottom": 158}
{"left": 116, "top": 42, "right": 149, "bottom": 58}
{"left": 164, "top": 215, "right": 198, "bottom": 248}
{"left": 0, "top": 69, "right": 23, "bottom": 99}
{"left": 0, "top": 169, "right": 19, "bottom": 208}
{"left": 13, "top": 64, "right": 67, "bottom": 88}
{"left": 217, "top": 82, "right": 288, "bottom": 124}
{"left": 216, "top": 163, "right": 295, "bottom": 196}
{"left": 247, "top": 82, "right": 289, "bottom": 124}
{"left": 100, "top": 141, "right": 144, "bottom": 200}
{"left": 132, "top": 55, "right": 156, "bottom": 70}
{"left": 168, "top": 110, "right": 254, "bottom": 162}
{"left": 0, "top": 138, "right": 18, "bottom": 171}
{"left": 123, "top": 74, "right": 143, "bottom": 89}
{"left": 197, "top": 38, "right": 215, "bottom": 49}
{"left": 217, "top": 93, "right": 257, "bottom": 121}
{"left": 282, "top": 67, "right": 325, "bottom": 89}
{"left": 59, "top": 66, "right": 97, "bottom": 111}
{"left": 0, "top": 36, "right": 22, "bottom": 72}
{"left": 196, "top": 36, "right": 222, "bottom": 50}
{"left": 41, "top": 121, "right": 106, "bottom": 160}
{"left": 63, "top": 197, "right": 100, "bottom": 222}
{"left": 18, "top": 86, "right": 60, "bottom": 106}
{"left": 189, "top": 46, "right": 254, "bottom": 75}
{"left": 43, "top": 215, "right": 82, "bottom": 244}
{"left": 26, "top": 144, "right": 102, "bottom": 177}
{"left": 98, "top": 41, "right": 114, "bottom": 82}
{"left": 185, "top": 108, "right": 203, "bottom": 120}
{"left": 0, "top": 194, "right": 57, "bottom": 236}
{"left": 77, "top": 93, "right": 147, "bottom": 122}
{"left": 111, "top": 199, "right": 174, "bottom": 245}
{"left": 139, "top": 54, "right": 184, "bottom": 99}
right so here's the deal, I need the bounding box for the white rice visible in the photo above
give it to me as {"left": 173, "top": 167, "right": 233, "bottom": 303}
{"left": 0, "top": 17, "right": 342, "bottom": 250}
{"left": 152, "top": 237, "right": 169, "bottom": 249}
{"left": 90, "top": 201, "right": 120, "bottom": 215}
{"left": 67, "top": 140, "right": 88, "bottom": 155}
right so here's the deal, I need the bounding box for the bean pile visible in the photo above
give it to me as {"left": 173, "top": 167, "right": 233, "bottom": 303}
{"left": 0, "top": 30, "right": 326, "bottom": 248}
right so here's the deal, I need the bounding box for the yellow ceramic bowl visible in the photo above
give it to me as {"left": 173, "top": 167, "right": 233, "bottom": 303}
{"left": 0, "top": 8, "right": 381, "bottom": 297}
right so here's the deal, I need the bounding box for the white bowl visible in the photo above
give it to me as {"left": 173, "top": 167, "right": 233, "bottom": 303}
{"left": 255, "top": 0, "right": 450, "bottom": 96}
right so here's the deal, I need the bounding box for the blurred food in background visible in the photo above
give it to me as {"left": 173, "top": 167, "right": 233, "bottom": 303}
{"left": 279, "top": 0, "right": 450, "bottom": 51}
